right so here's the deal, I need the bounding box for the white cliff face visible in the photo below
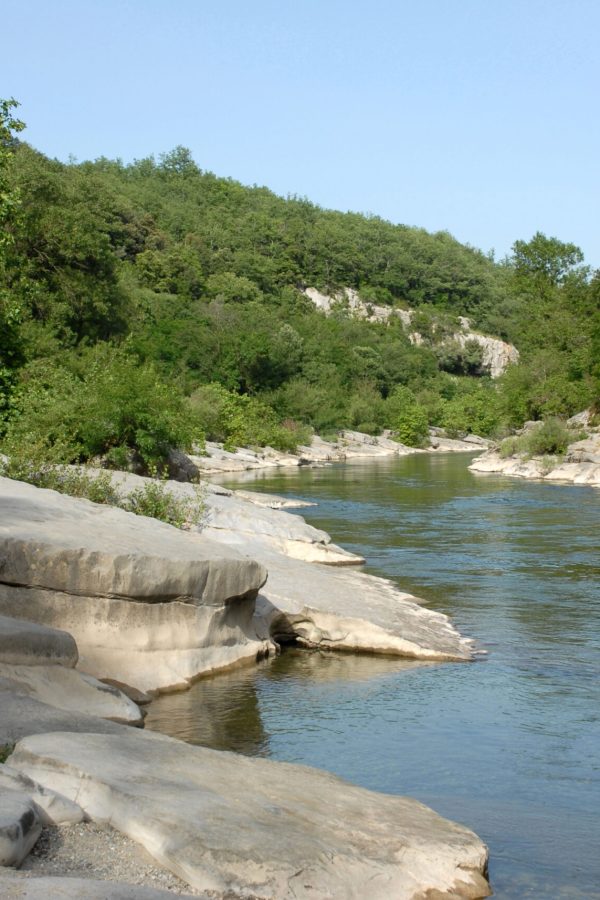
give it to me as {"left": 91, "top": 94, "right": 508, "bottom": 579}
{"left": 302, "top": 288, "right": 519, "bottom": 377}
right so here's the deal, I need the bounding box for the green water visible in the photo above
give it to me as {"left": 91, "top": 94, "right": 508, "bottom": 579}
{"left": 146, "top": 453, "right": 600, "bottom": 899}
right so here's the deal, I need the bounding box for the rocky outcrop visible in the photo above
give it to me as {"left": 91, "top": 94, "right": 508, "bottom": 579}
{"left": 0, "top": 763, "right": 85, "bottom": 825}
{"left": 0, "top": 473, "right": 491, "bottom": 898}
{"left": 303, "top": 287, "right": 519, "bottom": 378}
{"left": 82, "top": 472, "right": 476, "bottom": 662}
{"left": 470, "top": 431, "right": 600, "bottom": 487}
{"left": 0, "top": 664, "right": 143, "bottom": 725}
{"left": 191, "top": 428, "right": 489, "bottom": 476}
{"left": 0, "top": 478, "right": 273, "bottom": 694}
{"left": 8, "top": 729, "right": 491, "bottom": 899}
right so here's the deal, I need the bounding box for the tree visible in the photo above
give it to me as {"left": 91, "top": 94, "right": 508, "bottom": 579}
{"left": 511, "top": 232, "right": 585, "bottom": 288}
{"left": 0, "top": 98, "right": 26, "bottom": 428}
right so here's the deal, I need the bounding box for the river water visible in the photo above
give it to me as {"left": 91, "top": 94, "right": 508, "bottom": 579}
{"left": 146, "top": 453, "right": 600, "bottom": 898}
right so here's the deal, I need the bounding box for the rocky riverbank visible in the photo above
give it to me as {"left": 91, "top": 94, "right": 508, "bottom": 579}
{"left": 469, "top": 424, "right": 600, "bottom": 487}
{"left": 0, "top": 472, "right": 491, "bottom": 898}
{"left": 190, "top": 428, "right": 490, "bottom": 476}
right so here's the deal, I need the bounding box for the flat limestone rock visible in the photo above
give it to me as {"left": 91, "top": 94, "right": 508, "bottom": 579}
{"left": 0, "top": 615, "right": 78, "bottom": 668}
{"left": 208, "top": 530, "right": 474, "bottom": 661}
{"left": 0, "top": 664, "right": 142, "bottom": 725}
{"left": 0, "top": 789, "right": 42, "bottom": 867}
{"left": 0, "top": 871, "right": 200, "bottom": 899}
{"left": 0, "top": 763, "right": 84, "bottom": 825}
{"left": 0, "top": 683, "right": 126, "bottom": 747}
{"left": 0, "top": 477, "right": 266, "bottom": 604}
{"left": 100, "top": 471, "right": 365, "bottom": 565}
{"left": 10, "top": 730, "right": 491, "bottom": 899}
{"left": 0, "top": 478, "right": 273, "bottom": 693}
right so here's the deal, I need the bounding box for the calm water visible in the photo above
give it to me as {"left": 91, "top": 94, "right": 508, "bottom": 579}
{"left": 147, "top": 454, "right": 600, "bottom": 899}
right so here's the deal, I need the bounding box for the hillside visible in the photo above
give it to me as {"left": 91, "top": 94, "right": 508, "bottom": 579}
{"left": 1, "top": 99, "right": 599, "bottom": 473}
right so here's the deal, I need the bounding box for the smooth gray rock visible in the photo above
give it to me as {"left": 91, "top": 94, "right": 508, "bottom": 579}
{"left": 0, "top": 476, "right": 266, "bottom": 604}
{"left": 0, "top": 616, "right": 78, "bottom": 668}
{"left": 0, "top": 789, "right": 42, "bottom": 867}
{"left": 0, "top": 871, "right": 200, "bottom": 899}
{"left": 100, "top": 471, "right": 365, "bottom": 565}
{"left": 0, "top": 664, "right": 142, "bottom": 725}
{"left": 0, "top": 582, "right": 273, "bottom": 695}
{"left": 0, "top": 764, "right": 84, "bottom": 825}
{"left": 10, "top": 730, "right": 491, "bottom": 899}
{"left": 0, "top": 683, "right": 125, "bottom": 747}
{"left": 0, "top": 478, "right": 273, "bottom": 693}
{"left": 470, "top": 450, "right": 600, "bottom": 486}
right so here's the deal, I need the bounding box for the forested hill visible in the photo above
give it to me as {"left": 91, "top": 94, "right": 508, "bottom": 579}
{"left": 1, "top": 100, "right": 599, "bottom": 472}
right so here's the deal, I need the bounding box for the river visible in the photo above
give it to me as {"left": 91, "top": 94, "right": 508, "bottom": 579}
{"left": 146, "top": 452, "right": 600, "bottom": 898}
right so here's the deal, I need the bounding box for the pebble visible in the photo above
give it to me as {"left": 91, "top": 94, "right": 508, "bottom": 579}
{"left": 20, "top": 822, "right": 202, "bottom": 894}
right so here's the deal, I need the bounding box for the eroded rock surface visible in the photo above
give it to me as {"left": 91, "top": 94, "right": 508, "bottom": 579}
{"left": 0, "top": 763, "right": 85, "bottom": 825}
{"left": 9, "top": 730, "right": 491, "bottom": 899}
{"left": 0, "top": 664, "right": 142, "bottom": 725}
{"left": 0, "top": 616, "right": 78, "bottom": 668}
{"left": 0, "top": 478, "right": 272, "bottom": 693}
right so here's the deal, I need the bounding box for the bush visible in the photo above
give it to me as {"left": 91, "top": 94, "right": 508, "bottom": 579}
{"left": 0, "top": 457, "right": 206, "bottom": 530}
{"left": 383, "top": 386, "right": 429, "bottom": 447}
{"left": 1, "top": 346, "right": 202, "bottom": 471}
{"left": 122, "top": 476, "right": 206, "bottom": 529}
{"left": 188, "top": 382, "right": 311, "bottom": 452}
{"left": 523, "top": 418, "right": 571, "bottom": 456}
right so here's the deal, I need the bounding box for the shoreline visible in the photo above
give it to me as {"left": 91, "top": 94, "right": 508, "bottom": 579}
{"left": 190, "top": 428, "right": 490, "bottom": 477}
{"left": 0, "top": 461, "right": 491, "bottom": 898}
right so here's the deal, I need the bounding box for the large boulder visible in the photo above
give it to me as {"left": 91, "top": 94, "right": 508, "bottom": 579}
{"left": 0, "top": 616, "right": 78, "bottom": 668}
{"left": 10, "top": 729, "right": 491, "bottom": 899}
{"left": 0, "top": 478, "right": 272, "bottom": 693}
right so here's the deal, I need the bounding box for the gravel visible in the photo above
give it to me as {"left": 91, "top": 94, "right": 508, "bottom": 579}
{"left": 20, "top": 822, "right": 202, "bottom": 895}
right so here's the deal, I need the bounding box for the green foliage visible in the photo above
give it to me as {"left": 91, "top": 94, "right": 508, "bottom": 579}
{"left": 0, "top": 743, "right": 14, "bottom": 764}
{"left": 122, "top": 476, "right": 206, "bottom": 529}
{"left": 1, "top": 107, "right": 598, "bottom": 462}
{"left": 384, "top": 386, "right": 429, "bottom": 447}
{"left": 498, "top": 418, "right": 579, "bottom": 459}
{"left": 2, "top": 345, "right": 201, "bottom": 470}
{"left": 439, "top": 383, "right": 501, "bottom": 437}
{"left": 189, "top": 383, "right": 311, "bottom": 452}
{"left": 0, "top": 456, "right": 206, "bottom": 530}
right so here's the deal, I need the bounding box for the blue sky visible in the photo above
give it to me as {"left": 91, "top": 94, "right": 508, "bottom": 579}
{"left": 3, "top": 0, "right": 599, "bottom": 265}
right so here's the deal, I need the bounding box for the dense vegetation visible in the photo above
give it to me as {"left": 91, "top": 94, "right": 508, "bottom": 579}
{"left": 1, "top": 99, "right": 598, "bottom": 471}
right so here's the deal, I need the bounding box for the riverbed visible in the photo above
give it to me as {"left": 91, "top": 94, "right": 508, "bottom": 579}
{"left": 146, "top": 453, "right": 600, "bottom": 899}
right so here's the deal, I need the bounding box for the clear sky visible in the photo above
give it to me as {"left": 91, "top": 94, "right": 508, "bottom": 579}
{"left": 2, "top": 0, "right": 599, "bottom": 266}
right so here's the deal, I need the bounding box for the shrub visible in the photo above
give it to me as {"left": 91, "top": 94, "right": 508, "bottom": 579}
{"left": 188, "top": 382, "right": 311, "bottom": 452}
{"left": 1, "top": 346, "right": 202, "bottom": 472}
{"left": 0, "top": 456, "right": 206, "bottom": 530}
{"left": 384, "top": 386, "right": 430, "bottom": 447}
{"left": 523, "top": 418, "right": 571, "bottom": 456}
{"left": 122, "top": 477, "right": 206, "bottom": 529}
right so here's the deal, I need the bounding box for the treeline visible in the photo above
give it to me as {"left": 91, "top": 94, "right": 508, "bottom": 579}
{"left": 1, "top": 100, "right": 598, "bottom": 472}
